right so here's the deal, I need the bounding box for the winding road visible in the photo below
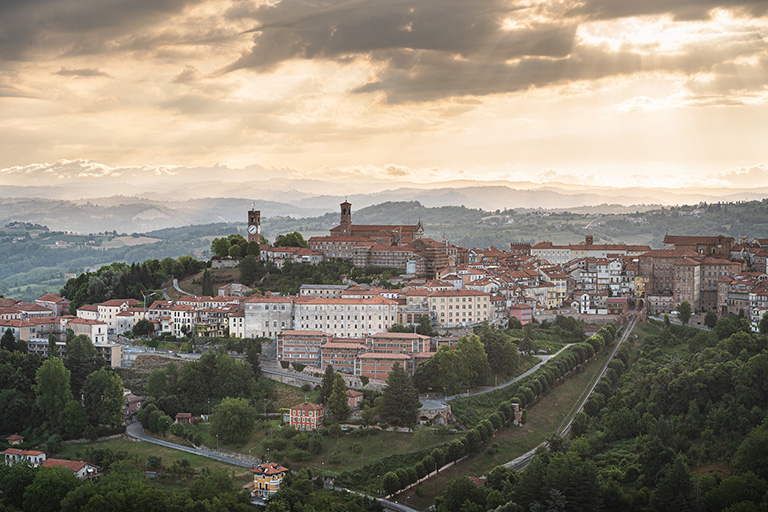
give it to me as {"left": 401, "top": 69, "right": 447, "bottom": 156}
{"left": 125, "top": 420, "right": 253, "bottom": 468}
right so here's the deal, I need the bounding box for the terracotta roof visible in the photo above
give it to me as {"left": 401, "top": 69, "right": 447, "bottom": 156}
{"left": 367, "top": 332, "right": 430, "bottom": 339}
{"left": 252, "top": 462, "right": 289, "bottom": 476}
{"left": 290, "top": 402, "right": 323, "bottom": 412}
{"left": 99, "top": 299, "right": 140, "bottom": 307}
{"left": 77, "top": 304, "right": 99, "bottom": 312}
{"left": 346, "top": 389, "right": 364, "bottom": 397}
{"left": 67, "top": 318, "right": 107, "bottom": 326}
{"left": 279, "top": 330, "right": 331, "bottom": 337}
{"left": 320, "top": 342, "right": 368, "bottom": 350}
{"left": 42, "top": 459, "right": 90, "bottom": 472}
{"left": 5, "top": 434, "right": 23, "bottom": 442}
{"left": 358, "top": 352, "right": 410, "bottom": 360}
{"left": 36, "top": 293, "right": 68, "bottom": 303}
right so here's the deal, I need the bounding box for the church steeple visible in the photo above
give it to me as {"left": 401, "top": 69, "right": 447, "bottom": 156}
{"left": 340, "top": 201, "right": 352, "bottom": 236}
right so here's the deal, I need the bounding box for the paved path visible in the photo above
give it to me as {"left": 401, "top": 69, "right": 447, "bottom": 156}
{"left": 440, "top": 345, "right": 570, "bottom": 402}
{"left": 125, "top": 421, "right": 253, "bottom": 468}
{"left": 173, "top": 278, "right": 193, "bottom": 296}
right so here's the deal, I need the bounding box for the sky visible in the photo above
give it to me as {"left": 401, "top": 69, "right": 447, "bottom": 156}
{"left": 1, "top": 0, "right": 767, "bottom": 191}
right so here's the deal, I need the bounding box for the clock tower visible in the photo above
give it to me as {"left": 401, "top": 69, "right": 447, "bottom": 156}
{"left": 248, "top": 205, "right": 261, "bottom": 243}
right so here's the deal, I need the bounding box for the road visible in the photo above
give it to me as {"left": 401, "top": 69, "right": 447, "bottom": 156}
{"left": 125, "top": 421, "right": 253, "bottom": 468}
{"left": 173, "top": 278, "right": 192, "bottom": 296}
{"left": 440, "top": 345, "right": 570, "bottom": 402}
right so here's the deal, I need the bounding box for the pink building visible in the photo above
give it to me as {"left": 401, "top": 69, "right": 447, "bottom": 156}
{"left": 509, "top": 303, "right": 533, "bottom": 325}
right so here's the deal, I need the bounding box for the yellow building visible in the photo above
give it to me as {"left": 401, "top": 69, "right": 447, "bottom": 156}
{"left": 252, "top": 462, "right": 289, "bottom": 500}
{"left": 634, "top": 275, "right": 649, "bottom": 297}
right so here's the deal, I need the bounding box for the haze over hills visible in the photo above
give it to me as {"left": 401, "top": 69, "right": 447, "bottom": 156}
{"left": 3, "top": 160, "right": 768, "bottom": 233}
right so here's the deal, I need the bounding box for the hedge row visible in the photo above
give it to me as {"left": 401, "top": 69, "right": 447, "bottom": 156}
{"left": 356, "top": 322, "right": 621, "bottom": 496}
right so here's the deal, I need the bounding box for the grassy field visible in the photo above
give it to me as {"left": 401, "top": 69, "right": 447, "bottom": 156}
{"left": 193, "top": 421, "right": 458, "bottom": 477}
{"left": 397, "top": 342, "right": 619, "bottom": 509}
{"left": 57, "top": 437, "right": 253, "bottom": 489}
{"left": 271, "top": 380, "right": 319, "bottom": 410}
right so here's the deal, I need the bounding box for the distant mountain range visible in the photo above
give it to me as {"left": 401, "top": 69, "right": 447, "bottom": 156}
{"left": 2, "top": 180, "right": 768, "bottom": 234}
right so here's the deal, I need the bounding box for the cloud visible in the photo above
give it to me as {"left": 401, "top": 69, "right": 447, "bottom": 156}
{"left": 710, "top": 163, "right": 768, "bottom": 187}
{"left": 570, "top": 0, "right": 768, "bottom": 21}
{"left": 53, "top": 67, "right": 111, "bottom": 78}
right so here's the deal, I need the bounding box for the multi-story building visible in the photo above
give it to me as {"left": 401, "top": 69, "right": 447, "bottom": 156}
{"left": 288, "top": 402, "right": 324, "bottom": 431}
{"left": 35, "top": 293, "right": 71, "bottom": 316}
{"left": 64, "top": 318, "right": 108, "bottom": 343}
{"left": 242, "top": 294, "right": 295, "bottom": 338}
{"left": 320, "top": 339, "right": 368, "bottom": 373}
{"left": 292, "top": 296, "right": 399, "bottom": 338}
{"left": 355, "top": 352, "right": 412, "bottom": 380}
{"left": 365, "top": 332, "right": 431, "bottom": 354}
{"left": 252, "top": 462, "right": 290, "bottom": 500}
{"left": 277, "top": 330, "right": 331, "bottom": 366}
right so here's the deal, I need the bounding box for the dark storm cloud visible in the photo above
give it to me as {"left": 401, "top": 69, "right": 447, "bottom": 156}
{"left": 226, "top": 0, "right": 576, "bottom": 71}
{"left": 53, "top": 67, "right": 111, "bottom": 78}
{"left": 0, "top": 0, "right": 199, "bottom": 60}
{"left": 570, "top": 0, "right": 768, "bottom": 21}
{"left": 225, "top": 0, "right": 768, "bottom": 103}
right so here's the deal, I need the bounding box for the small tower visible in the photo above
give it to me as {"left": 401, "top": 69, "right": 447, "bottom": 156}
{"left": 340, "top": 201, "right": 352, "bottom": 236}
{"left": 248, "top": 204, "right": 261, "bottom": 243}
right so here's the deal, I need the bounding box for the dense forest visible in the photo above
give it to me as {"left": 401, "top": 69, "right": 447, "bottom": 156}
{"left": 430, "top": 316, "right": 768, "bottom": 511}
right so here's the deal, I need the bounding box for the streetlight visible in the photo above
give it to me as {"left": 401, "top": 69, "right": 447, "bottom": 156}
{"left": 216, "top": 434, "right": 219, "bottom": 452}
{"left": 249, "top": 449, "right": 252, "bottom": 468}
{"left": 321, "top": 462, "right": 324, "bottom": 488}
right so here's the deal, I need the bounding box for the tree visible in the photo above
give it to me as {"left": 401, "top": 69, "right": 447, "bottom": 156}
{"left": 23, "top": 465, "right": 81, "bottom": 512}
{"left": 382, "top": 471, "right": 401, "bottom": 495}
{"left": 245, "top": 340, "right": 262, "bottom": 380}
{"left": 239, "top": 255, "right": 260, "bottom": 286}
{"left": 435, "top": 476, "right": 487, "bottom": 512}
{"left": 677, "top": 301, "right": 692, "bottom": 325}
{"left": 704, "top": 311, "right": 718, "bottom": 329}
{"left": 733, "top": 425, "right": 768, "bottom": 480}
{"left": 273, "top": 232, "right": 308, "bottom": 248}
{"left": 211, "top": 237, "right": 231, "bottom": 259}
{"left": 328, "top": 373, "right": 351, "bottom": 420}
{"left": 132, "top": 318, "right": 155, "bottom": 337}
{"left": 60, "top": 400, "right": 87, "bottom": 439}
{"left": 47, "top": 333, "right": 59, "bottom": 358}
{"left": 319, "top": 364, "right": 336, "bottom": 404}
{"left": 82, "top": 367, "right": 124, "bottom": 426}
{"left": 1, "top": 328, "right": 16, "bottom": 352}
{"left": 380, "top": 362, "right": 421, "bottom": 427}
{"left": 201, "top": 269, "right": 214, "bottom": 297}
{"left": 650, "top": 455, "right": 692, "bottom": 512}
{"left": 212, "top": 397, "right": 257, "bottom": 444}
{"left": 759, "top": 311, "right": 768, "bottom": 335}
{"left": 34, "top": 357, "right": 73, "bottom": 427}
{"left": 65, "top": 335, "right": 105, "bottom": 396}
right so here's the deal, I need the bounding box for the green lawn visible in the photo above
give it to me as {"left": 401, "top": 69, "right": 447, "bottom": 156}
{"left": 56, "top": 437, "right": 252, "bottom": 489}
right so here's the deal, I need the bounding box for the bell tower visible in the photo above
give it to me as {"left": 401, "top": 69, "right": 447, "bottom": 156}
{"left": 247, "top": 205, "right": 261, "bottom": 243}
{"left": 340, "top": 201, "right": 352, "bottom": 236}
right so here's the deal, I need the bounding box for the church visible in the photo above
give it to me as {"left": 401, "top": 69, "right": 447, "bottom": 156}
{"left": 329, "top": 201, "right": 424, "bottom": 245}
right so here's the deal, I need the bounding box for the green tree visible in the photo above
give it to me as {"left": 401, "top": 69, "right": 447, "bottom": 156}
{"left": 82, "top": 367, "right": 124, "bottom": 426}
{"left": 147, "top": 368, "right": 169, "bottom": 398}
{"left": 328, "top": 373, "right": 351, "bottom": 420}
{"left": 273, "top": 232, "right": 308, "bottom": 248}
{"left": 650, "top": 456, "right": 692, "bottom": 512}
{"left": 1, "top": 328, "right": 16, "bottom": 352}
{"left": 759, "top": 311, "right": 768, "bottom": 335}
{"left": 211, "top": 237, "right": 231, "bottom": 259}
{"left": 201, "top": 269, "right": 214, "bottom": 296}
{"left": 245, "top": 340, "right": 262, "bottom": 381}
{"left": 47, "top": 333, "right": 59, "bottom": 358}
{"left": 380, "top": 362, "right": 421, "bottom": 427}
{"left": 212, "top": 397, "right": 257, "bottom": 444}
{"left": 229, "top": 244, "right": 242, "bottom": 259}
{"left": 246, "top": 241, "right": 261, "bottom": 257}
{"left": 239, "top": 255, "right": 260, "bottom": 286}
{"left": 60, "top": 400, "right": 87, "bottom": 439}
{"left": 34, "top": 357, "right": 73, "bottom": 427}
{"left": 677, "top": 301, "right": 692, "bottom": 325}
{"left": 733, "top": 425, "right": 768, "bottom": 480}
{"left": 23, "top": 465, "right": 81, "bottom": 512}
{"left": 435, "top": 476, "right": 487, "bottom": 512}
{"left": 132, "top": 318, "right": 155, "bottom": 337}
{"left": 65, "top": 335, "right": 105, "bottom": 396}
{"left": 704, "top": 311, "right": 718, "bottom": 329}
{"left": 319, "top": 364, "right": 336, "bottom": 404}
{"left": 382, "top": 471, "right": 401, "bottom": 495}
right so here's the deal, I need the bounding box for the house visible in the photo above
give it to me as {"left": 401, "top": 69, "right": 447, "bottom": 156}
{"left": 2, "top": 448, "right": 46, "bottom": 466}
{"left": 35, "top": 293, "right": 71, "bottom": 316}
{"left": 252, "top": 462, "right": 289, "bottom": 500}
{"left": 5, "top": 434, "right": 23, "bottom": 446}
{"left": 509, "top": 303, "right": 533, "bottom": 325}
{"left": 347, "top": 389, "right": 364, "bottom": 409}
{"left": 175, "top": 412, "right": 193, "bottom": 424}
{"left": 288, "top": 402, "right": 324, "bottom": 431}
{"left": 41, "top": 458, "right": 99, "bottom": 479}
{"left": 123, "top": 392, "right": 145, "bottom": 416}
